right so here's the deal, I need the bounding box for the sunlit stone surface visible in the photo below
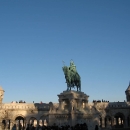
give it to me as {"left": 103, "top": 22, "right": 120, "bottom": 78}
{"left": 0, "top": 84, "right": 130, "bottom": 130}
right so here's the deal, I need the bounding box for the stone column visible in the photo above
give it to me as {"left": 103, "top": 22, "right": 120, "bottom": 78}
{"left": 116, "top": 117, "right": 118, "bottom": 126}
{"left": 111, "top": 117, "right": 114, "bottom": 127}
{"left": 69, "top": 99, "right": 72, "bottom": 111}
{"left": 102, "top": 117, "right": 105, "bottom": 128}
{"left": 20, "top": 119, "right": 23, "bottom": 129}
{"left": 5, "top": 120, "right": 9, "bottom": 130}
{"left": 15, "top": 120, "right": 18, "bottom": 130}
{"left": 85, "top": 100, "right": 88, "bottom": 109}
{"left": 106, "top": 118, "right": 111, "bottom": 128}
{"left": 10, "top": 121, "right": 12, "bottom": 130}
{"left": 10, "top": 120, "right": 14, "bottom": 130}
{"left": 71, "top": 112, "right": 76, "bottom": 126}
{"left": 23, "top": 120, "right": 28, "bottom": 130}
{"left": 106, "top": 118, "right": 108, "bottom": 128}
{"left": 59, "top": 99, "right": 63, "bottom": 110}
{"left": 0, "top": 119, "right": 3, "bottom": 130}
{"left": 78, "top": 99, "right": 82, "bottom": 111}
{"left": 114, "top": 118, "right": 116, "bottom": 126}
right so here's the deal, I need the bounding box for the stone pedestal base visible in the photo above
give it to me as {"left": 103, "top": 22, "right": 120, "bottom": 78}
{"left": 58, "top": 90, "right": 89, "bottom": 112}
{"left": 57, "top": 90, "right": 89, "bottom": 126}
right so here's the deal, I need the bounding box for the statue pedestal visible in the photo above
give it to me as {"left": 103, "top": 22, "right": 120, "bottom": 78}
{"left": 57, "top": 90, "right": 89, "bottom": 126}
{"left": 58, "top": 90, "right": 89, "bottom": 111}
{"left": 58, "top": 90, "right": 89, "bottom": 112}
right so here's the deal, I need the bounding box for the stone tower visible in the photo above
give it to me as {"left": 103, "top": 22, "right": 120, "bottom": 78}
{"left": 125, "top": 82, "right": 130, "bottom": 102}
{"left": 0, "top": 86, "right": 4, "bottom": 103}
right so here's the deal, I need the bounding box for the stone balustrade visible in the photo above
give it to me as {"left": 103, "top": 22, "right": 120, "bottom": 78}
{"left": 0, "top": 103, "right": 50, "bottom": 110}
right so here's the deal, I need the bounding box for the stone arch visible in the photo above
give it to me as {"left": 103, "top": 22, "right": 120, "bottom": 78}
{"left": 15, "top": 115, "right": 25, "bottom": 130}
{"left": 114, "top": 112, "right": 125, "bottom": 128}
{"left": 39, "top": 115, "right": 49, "bottom": 126}
{"left": 14, "top": 114, "right": 25, "bottom": 121}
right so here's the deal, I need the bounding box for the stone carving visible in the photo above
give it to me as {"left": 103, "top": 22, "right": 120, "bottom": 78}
{"left": 62, "top": 60, "right": 81, "bottom": 91}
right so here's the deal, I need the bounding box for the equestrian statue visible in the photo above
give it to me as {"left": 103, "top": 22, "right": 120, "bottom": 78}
{"left": 62, "top": 60, "right": 81, "bottom": 91}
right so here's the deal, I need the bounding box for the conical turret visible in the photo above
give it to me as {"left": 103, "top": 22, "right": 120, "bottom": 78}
{"left": 125, "top": 82, "right": 130, "bottom": 102}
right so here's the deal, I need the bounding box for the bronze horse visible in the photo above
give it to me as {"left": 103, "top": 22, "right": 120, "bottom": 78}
{"left": 62, "top": 66, "right": 81, "bottom": 91}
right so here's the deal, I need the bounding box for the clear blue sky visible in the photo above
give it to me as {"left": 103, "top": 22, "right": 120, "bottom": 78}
{"left": 0, "top": 0, "right": 130, "bottom": 103}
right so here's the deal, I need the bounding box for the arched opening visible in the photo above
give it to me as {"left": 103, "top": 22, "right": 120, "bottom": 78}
{"left": 15, "top": 116, "right": 25, "bottom": 130}
{"left": 114, "top": 113, "right": 125, "bottom": 128}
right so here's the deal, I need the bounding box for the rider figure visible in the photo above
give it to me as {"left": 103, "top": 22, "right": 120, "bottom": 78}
{"left": 69, "top": 60, "right": 77, "bottom": 74}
